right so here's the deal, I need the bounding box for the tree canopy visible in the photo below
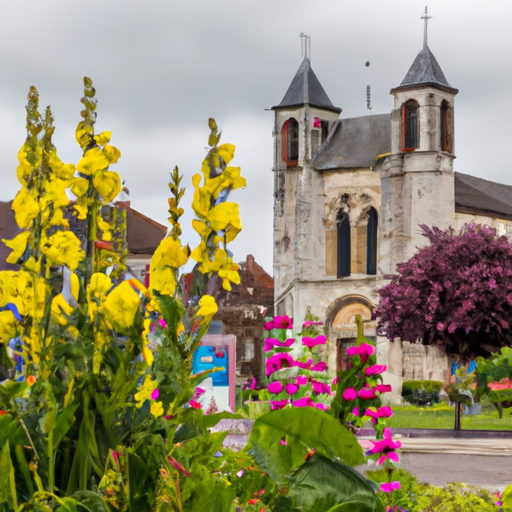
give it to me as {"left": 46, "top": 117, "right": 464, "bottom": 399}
{"left": 375, "top": 224, "right": 512, "bottom": 358}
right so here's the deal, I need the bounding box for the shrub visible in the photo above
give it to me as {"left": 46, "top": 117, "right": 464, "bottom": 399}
{"left": 402, "top": 380, "right": 443, "bottom": 406}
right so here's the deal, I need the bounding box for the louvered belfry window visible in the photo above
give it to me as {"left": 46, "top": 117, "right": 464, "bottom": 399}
{"left": 281, "top": 118, "right": 299, "bottom": 166}
{"left": 402, "top": 100, "right": 419, "bottom": 151}
{"left": 337, "top": 210, "right": 351, "bottom": 278}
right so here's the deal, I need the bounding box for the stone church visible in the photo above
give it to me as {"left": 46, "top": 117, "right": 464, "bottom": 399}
{"left": 272, "top": 28, "right": 512, "bottom": 398}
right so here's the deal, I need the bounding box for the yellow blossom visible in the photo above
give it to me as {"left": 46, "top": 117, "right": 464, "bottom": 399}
{"left": 102, "top": 145, "right": 121, "bottom": 164}
{"left": 3, "top": 231, "right": 31, "bottom": 264}
{"left": 47, "top": 150, "right": 76, "bottom": 180}
{"left": 51, "top": 294, "right": 74, "bottom": 325}
{"left": 0, "top": 310, "right": 17, "bottom": 344}
{"left": 93, "top": 169, "right": 121, "bottom": 204}
{"left": 94, "top": 131, "right": 112, "bottom": 146}
{"left": 42, "top": 231, "right": 84, "bottom": 271}
{"left": 87, "top": 273, "right": 113, "bottom": 321}
{"left": 77, "top": 147, "right": 109, "bottom": 176}
{"left": 75, "top": 121, "right": 94, "bottom": 150}
{"left": 12, "top": 187, "right": 39, "bottom": 229}
{"left": 150, "top": 401, "right": 164, "bottom": 418}
{"left": 197, "top": 295, "right": 218, "bottom": 317}
{"left": 134, "top": 374, "right": 158, "bottom": 407}
{"left": 102, "top": 281, "right": 141, "bottom": 331}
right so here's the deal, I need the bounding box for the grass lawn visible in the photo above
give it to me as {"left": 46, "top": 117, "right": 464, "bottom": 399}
{"left": 387, "top": 404, "right": 512, "bottom": 430}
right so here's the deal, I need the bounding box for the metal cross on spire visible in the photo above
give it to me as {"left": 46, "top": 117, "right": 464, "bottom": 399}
{"left": 421, "top": 6, "right": 432, "bottom": 49}
{"left": 300, "top": 33, "right": 311, "bottom": 61}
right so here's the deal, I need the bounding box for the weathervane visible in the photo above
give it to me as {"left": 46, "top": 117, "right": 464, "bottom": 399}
{"left": 421, "top": 6, "right": 432, "bottom": 48}
{"left": 300, "top": 33, "right": 311, "bottom": 61}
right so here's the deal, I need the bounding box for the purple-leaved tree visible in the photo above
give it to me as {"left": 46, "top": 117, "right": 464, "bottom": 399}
{"left": 375, "top": 224, "right": 512, "bottom": 358}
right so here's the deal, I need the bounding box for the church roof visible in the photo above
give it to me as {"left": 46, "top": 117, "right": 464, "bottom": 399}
{"left": 273, "top": 57, "right": 341, "bottom": 113}
{"left": 311, "top": 113, "right": 391, "bottom": 170}
{"left": 393, "top": 45, "right": 458, "bottom": 95}
{"left": 455, "top": 172, "right": 512, "bottom": 220}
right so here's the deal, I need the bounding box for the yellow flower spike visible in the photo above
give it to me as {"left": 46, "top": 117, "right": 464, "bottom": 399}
{"left": 42, "top": 231, "right": 84, "bottom": 271}
{"left": 102, "top": 281, "right": 141, "bottom": 331}
{"left": 94, "top": 131, "right": 112, "bottom": 146}
{"left": 92, "top": 169, "right": 121, "bottom": 203}
{"left": 102, "top": 145, "right": 121, "bottom": 164}
{"left": 197, "top": 295, "right": 218, "bottom": 317}
{"left": 73, "top": 201, "right": 88, "bottom": 220}
{"left": 191, "top": 174, "right": 211, "bottom": 219}
{"left": 134, "top": 374, "right": 158, "bottom": 407}
{"left": 0, "top": 310, "right": 18, "bottom": 344}
{"left": 216, "top": 143, "right": 236, "bottom": 167}
{"left": 207, "top": 202, "right": 242, "bottom": 234}
{"left": 152, "top": 237, "right": 189, "bottom": 270}
{"left": 77, "top": 147, "right": 109, "bottom": 176}
{"left": 218, "top": 263, "right": 241, "bottom": 291}
{"left": 3, "top": 231, "right": 31, "bottom": 264}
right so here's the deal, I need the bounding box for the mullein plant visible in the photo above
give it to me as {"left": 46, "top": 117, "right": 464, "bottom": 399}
{"left": 0, "top": 80, "right": 248, "bottom": 511}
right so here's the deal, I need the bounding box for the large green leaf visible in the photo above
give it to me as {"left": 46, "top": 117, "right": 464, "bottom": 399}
{"left": 70, "top": 490, "right": 109, "bottom": 512}
{"left": 287, "top": 454, "right": 383, "bottom": 512}
{"left": 249, "top": 407, "right": 364, "bottom": 485}
{"left": 0, "top": 440, "right": 18, "bottom": 510}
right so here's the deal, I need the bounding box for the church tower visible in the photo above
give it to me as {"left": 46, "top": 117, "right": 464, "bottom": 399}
{"left": 380, "top": 8, "right": 459, "bottom": 274}
{"left": 272, "top": 37, "right": 341, "bottom": 316}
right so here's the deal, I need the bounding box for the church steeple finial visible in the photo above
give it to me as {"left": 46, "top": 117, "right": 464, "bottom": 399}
{"left": 300, "top": 33, "right": 311, "bottom": 61}
{"left": 421, "top": 6, "right": 432, "bottom": 49}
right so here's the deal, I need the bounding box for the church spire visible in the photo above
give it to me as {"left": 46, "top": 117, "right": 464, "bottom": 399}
{"left": 392, "top": 7, "right": 458, "bottom": 95}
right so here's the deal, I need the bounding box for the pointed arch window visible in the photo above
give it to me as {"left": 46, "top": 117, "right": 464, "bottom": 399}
{"left": 402, "top": 100, "right": 419, "bottom": 151}
{"left": 366, "top": 207, "right": 378, "bottom": 275}
{"left": 281, "top": 118, "right": 299, "bottom": 166}
{"left": 337, "top": 210, "right": 351, "bottom": 278}
{"left": 440, "top": 100, "right": 453, "bottom": 153}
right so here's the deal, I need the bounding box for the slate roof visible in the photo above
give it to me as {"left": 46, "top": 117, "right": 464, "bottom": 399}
{"left": 393, "top": 45, "right": 458, "bottom": 95}
{"left": 311, "top": 114, "right": 391, "bottom": 170}
{"left": 454, "top": 172, "right": 512, "bottom": 221}
{"left": 273, "top": 58, "right": 341, "bottom": 113}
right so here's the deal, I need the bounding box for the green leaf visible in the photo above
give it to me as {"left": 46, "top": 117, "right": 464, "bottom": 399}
{"left": 39, "top": 407, "right": 58, "bottom": 434}
{"left": 70, "top": 490, "right": 109, "bottom": 512}
{"left": 0, "top": 440, "right": 18, "bottom": 510}
{"left": 250, "top": 407, "right": 364, "bottom": 485}
{"left": 54, "top": 404, "right": 79, "bottom": 447}
{"left": 288, "top": 455, "right": 383, "bottom": 512}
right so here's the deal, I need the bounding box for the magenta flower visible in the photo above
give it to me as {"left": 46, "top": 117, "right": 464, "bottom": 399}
{"left": 285, "top": 383, "right": 300, "bottom": 396}
{"left": 268, "top": 381, "right": 284, "bottom": 394}
{"left": 379, "top": 481, "right": 401, "bottom": 492}
{"left": 265, "top": 337, "right": 295, "bottom": 352}
{"left": 270, "top": 399, "right": 288, "bottom": 410}
{"left": 365, "top": 406, "right": 393, "bottom": 424}
{"left": 359, "top": 386, "right": 377, "bottom": 400}
{"left": 332, "top": 377, "right": 339, "bottom": 386}
{"left": 302, "top": 335, "right": 327, "bottom": 349}
{"left": 266, "top": 353, "right": 295, "bottom": 377}
{"left": 293, "top": 397, "right": 314, "bottom": 407}
{"left": 294, "top": 358, "right": 313, "bottom": 370}
{"left": 314, "top": 402, "right": 328, "bottom": 411}
{"left": 352, "top": 406, "right": 360, "bottom": 416}
{"left": 168, "top": 455, "right": 191, "bottom": 477}
{"left": 365, "top": 364, "right": 387, "bottom": 376}
{"left": 311, "top": 361, "right": 327, "bottom": 372}
{"left": 264, "top": 321, "right": 274, "bottom": 331}
{"left": 151, "top": 389, "right": 160, "bottom": 400}
{"left": 374, "top": 384, "right": 392, "bottom": 394}
{"left": 273, "top": 315, "right": 293, "bottom": 329}
{"left": 343, "top": 387, "right": 358, "bottom": 400}
{"left": 347, "top": 342, "right": 375, "bottom": 363}
{"left": 236, "top": 469, "right": 244, "bottom": 477}
{"left": 195, "top": 387, "right": 206, "bottom": 395}
{"left": 311, "top": 380, "right": 332, "bottom": 395}
{"left": 370, "top": 428, "right": 401, "bottom": 465}
{"left": 302, "top": 320, "right": 323, "bottom": 328}
{"left": 158, "top": 318, "right": 167, "bottom": 328}
{"left": 296, "top": 375, "right": 308, "bottom": 385}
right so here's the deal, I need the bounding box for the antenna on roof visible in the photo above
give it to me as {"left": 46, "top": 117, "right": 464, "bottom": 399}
{"left": 300, "top": 33, "right": 311, "bottom": 61}
{"left": 365, "top": 61, "right": 372, "bottom": 110}
{"left": 421, "top": 6, "right": 432, "bottom": 48}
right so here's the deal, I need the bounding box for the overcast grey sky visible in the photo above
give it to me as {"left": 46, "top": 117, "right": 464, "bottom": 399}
{"left": 1, "top": 1, "right": 511, "bottom": 275}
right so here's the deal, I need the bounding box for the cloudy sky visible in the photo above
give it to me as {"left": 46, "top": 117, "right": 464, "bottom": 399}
{"left": 1, "top": 1, "right": 511, "bottom": 275}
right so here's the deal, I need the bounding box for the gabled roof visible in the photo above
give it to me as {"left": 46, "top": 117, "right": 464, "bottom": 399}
{"left": 273, "top": 57, "right": 341, "bottom": 113}
{"left": 454, "top": 172, "right": 512, "bottom": 221}
{"left": 393, "top": 45, "right": 458, "bottom": 95}
{"left": 311, "top": 114, "right": 391, "bottom": 170}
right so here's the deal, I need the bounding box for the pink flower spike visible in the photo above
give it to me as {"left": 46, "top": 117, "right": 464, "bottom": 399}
{"left": 379, "top": 481, "right": 401, "bottom": 493}
{"left": 151, "top": 389, "right": 160, "bottom": 400}
{"left": 249, "top": 378, "right": 257, "bottom": 389}
{"left": 264, "top": 321, "right": 274, "bottom": 331}
{"left": 270, "top": 399, "right": 288, "bottom": 410}
{"left": 158, "top": 318, "right": 167, "bottom": 328}
{"left": 195, "top": 387, "right": 206, "bottom": 395}
{"left": 268, "top": 381, "right": 284, "bottom": 394}
{"left": 314, "top": 402, "right": 328, "bottom": 411}
{"left": 293, "top": 358, "right": 313, "bottom": 370}
{"left": 168, "top": 455, "right": 191, "bottom": 477}
{"left": 236, "top": 469, "right": 244, "bottom": 477}
{"left": 273, "top": 315, "right": 293, "bottom": 330}
{"left": 365, "top": 364, "right": 387, "bottom": 376}
{"left": 311, "top": 361, "right": 327, "bottom": 372}
{"left": 359, "top": 387, "right": 377, "bottom": 400}
{"left": 302, "top": 320, "right": 313, "bottom": 328}
{"left": 374, "top": 384, "right": 392, "bottom": 394}
{"left": 332, "top": 377, "right": 339, "bottom": 386}
{"left": 265, "top": 337, "right": 295, "bottom": 352}
{"left": 293, "top": 397, "right": 314, "bottom": 407}
{"left": 311, "top": 380, "right": 332, "bottom": 395}
{"left": 266, "top": 353, "right": 295, "bottom": 377}
{"left": 189, "top": 400, "right": 202, "bottom": 409}
{"left": 352, "top": 406, "right": 360, "bottom": 416}
{"left": 111, "top": 451, "right": 121, "bottom": 471}
{"left": 285, "top": 383, "right": 299, "bottom": 396}
{"left": 343, "top": 387, "right": 358, "bottom": 400}
{"left": 280, "top": 439, "right": 288, "bottom": 445}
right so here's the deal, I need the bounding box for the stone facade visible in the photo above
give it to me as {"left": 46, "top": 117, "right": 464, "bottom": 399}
{"left": 272, "top": 37, "right": 512, "bottom": 402}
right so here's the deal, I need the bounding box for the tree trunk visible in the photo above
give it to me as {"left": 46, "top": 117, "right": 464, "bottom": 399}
{"left": 454, "top": 402, "right": 461, "bottom": 430}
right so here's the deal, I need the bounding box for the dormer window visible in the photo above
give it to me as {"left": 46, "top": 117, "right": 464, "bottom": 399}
{"left": 282, "top": 118, "right": 299, "bottom": 166}
{"left": 402, "top": 100, "right": 419, "bottom": 151}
